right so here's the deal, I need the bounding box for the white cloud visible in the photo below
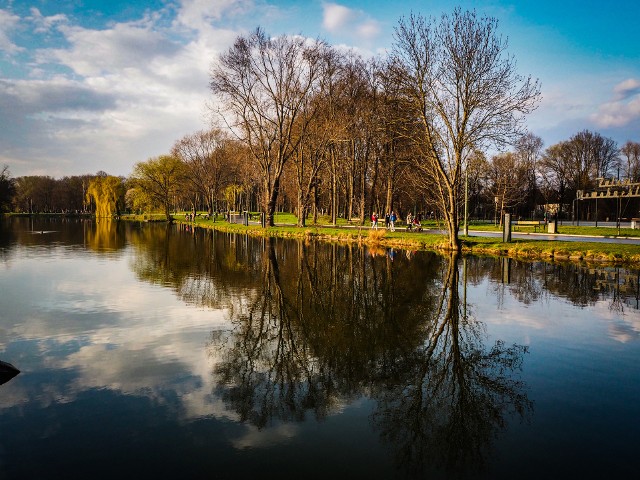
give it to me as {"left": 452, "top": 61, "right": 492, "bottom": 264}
{"left": 27, "top": 7, "right": 67, "bottom": 33}
{"left": 357, "top": 19, "right": 381, "bottom": 39}
{"left": 176, "top": 0, "right": 253, "bottom": 32}
{"left": 613, "top": 78, "right": 640, "bottom": 101}
{"left": 0, "top": 3, "right": 239, "bottom": 176}
{"left": 43, "top": 22, "right": 183, "bottom": 77}
{"left": 591, "top": 78, "right": 640, "bottom": 128}
{"left": 0, "top": 8, "right": 23, "bottom": 54}
{"left": 321, "top": 2, "right": 380, "bottom": 41}
{"left": 322, "top": 3, "right": 354, "bottom": 32}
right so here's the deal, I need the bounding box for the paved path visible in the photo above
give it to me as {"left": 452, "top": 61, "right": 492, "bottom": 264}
{"left": 286, "top": 221, "right": 640, "bottom": 245}
{"left": 461, "top": 229, "right": 640, "bottom": 245}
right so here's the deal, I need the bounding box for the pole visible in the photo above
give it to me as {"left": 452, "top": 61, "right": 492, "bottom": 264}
{"left": 464, "top": 168, "right": 469, "bottom": 236}
{"left": 618, "top": 196, "right": 621, "bottom": 235}
{"left": 617, "top": 167, "right": 620, "bottom": 233}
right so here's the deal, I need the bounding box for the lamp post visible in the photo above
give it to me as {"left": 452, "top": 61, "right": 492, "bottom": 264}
{"left": 464, "top": 168, "right": 469, "bottom": 236}
{"left": 494, "top": 196, "right": 498, "bottom": 226}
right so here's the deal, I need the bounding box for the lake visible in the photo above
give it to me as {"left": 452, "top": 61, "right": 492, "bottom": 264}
{"left": 1, "top": 217, "right": 639, "bottom": 479}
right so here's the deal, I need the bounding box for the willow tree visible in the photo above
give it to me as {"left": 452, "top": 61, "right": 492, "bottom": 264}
{"left": 392, "top": 9, "right": 540, "bottom": 251}
{"left": 86, "top": 175, "right": 124, "bottom": 218}
{"left": 210, "top": 28, "right": 326, "bottom": 227}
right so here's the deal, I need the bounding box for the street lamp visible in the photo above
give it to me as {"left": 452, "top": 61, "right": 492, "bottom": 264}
{"left": 463, "top": 168, "right": 469, "bottom": 236}
{"left": 494, "top": 196, "right": 498, "bottom": 226}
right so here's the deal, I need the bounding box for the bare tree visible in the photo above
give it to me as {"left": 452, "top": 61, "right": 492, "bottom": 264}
{"left": 516, "top": 133, "right": 544, "bottom": 216}
{"left": 539, "top": 142, "right": 572, "bottom": 217}
{"left": 485, "top": 152, "right": 528, "bottom": 224}
{"left": 391, "top": 9, "right": 540, "bottom": 251}
{"left": 210, "top": 28, "right": 326, "bottom": 226}
{"left": 620, "top": 141, "right": 640, "bottom": 181}
{"left": 172, "top": 129, "right": 238, "bottom": 216}
{"left": 566, "top": 130, "right": 618, "bottom": 186}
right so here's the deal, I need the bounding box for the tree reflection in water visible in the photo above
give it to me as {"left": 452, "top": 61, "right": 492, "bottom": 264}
{"left": 209, "top": 238, "right": 531, "bottom": 476}
{"left": 371, "top": 254, "right": 531, "bottom": 476}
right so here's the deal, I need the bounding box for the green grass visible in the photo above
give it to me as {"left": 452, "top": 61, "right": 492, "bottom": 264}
{"left": 165, "top": 213, "right": 640, "bottom": 265}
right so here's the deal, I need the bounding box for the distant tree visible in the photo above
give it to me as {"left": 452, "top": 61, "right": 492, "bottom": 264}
{"left": 130, "top": 155, "right": 185, "bottom": 222}
{"left": 516, "top": 133, "right": 544, "bottom": 216}
{"left": 12, "top": 176, "right": 56, "bottom": 213}
{"left": 0, "top": 165, "right": 15, "bottom": 213}
{"left": 172, "top": 129, "right": 241, "bottom": 216}
{"left": 485, "top": 152, "right": 528, "bottom": 224}
{"left": 210, "top": 28, "right": 326, "bottom": 226}
{"left": 620, "top": 141, "right": 640, "bottom": 181}
{"left": 565, "top": 130, "right": 618, "bottom": 187}
{"left": 539, "top": 142, "right": 572, "bottom": 217}
{"left": 391, "top": 9, "right": 540, "bottom": 251}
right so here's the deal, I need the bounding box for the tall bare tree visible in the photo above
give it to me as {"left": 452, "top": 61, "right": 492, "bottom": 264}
{"left": 391, "top": 9, "right": 540, "bottom": 251}
{"left": 210, "top": 28, "right": 326, "bottom": 226}
{"left": 566, "top": 130, "right": 618, "bottom": 187}
{"left": 539, "top": 142, "right": 572, "bottom": 217}
{"left": 485, "top": 152, "right": 528, "bottom": 224}
{"left": 516, "top": 133, "right": 544, "bottom": 216}
{"left": 620, "top": 141, "right": 640, "bottom": 181}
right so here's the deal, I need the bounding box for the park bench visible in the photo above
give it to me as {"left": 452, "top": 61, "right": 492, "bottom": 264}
{"left": 513, "top": 220, "right": 546, "bottom": 232}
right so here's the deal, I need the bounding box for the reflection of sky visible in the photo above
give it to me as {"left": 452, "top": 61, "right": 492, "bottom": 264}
{"left": 3, "top": 246, "right": 640, "bottom": 414}
{"left": 469, "top": 276, "right": 640, "bottom": 346}
{"left": 0, "top": 246, "right": 231, "bottom": 420}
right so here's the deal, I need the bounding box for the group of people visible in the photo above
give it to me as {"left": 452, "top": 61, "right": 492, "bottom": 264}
{"left": 371, "top": 211, "right": 396, "bottom": 230}
{"left": 371, "top": 211, "right": 420, "bottom": 232}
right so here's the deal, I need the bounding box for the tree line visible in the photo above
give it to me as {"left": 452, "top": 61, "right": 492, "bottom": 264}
{"left": 2, "top": 9, "right": 639, "bottom": 251}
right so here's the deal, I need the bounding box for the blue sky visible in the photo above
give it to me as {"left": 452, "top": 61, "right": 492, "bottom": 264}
{"left": 1, "top": 0, "right": 639, "bottom": 177}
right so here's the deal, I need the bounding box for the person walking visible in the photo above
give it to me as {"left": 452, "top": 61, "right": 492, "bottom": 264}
{"left": 390, "top": 211, "right": 397, "bottom": 232}
{"left": 385, "top": 213, "right": 390, "bottom": 229}
{"left": 371, "top": 212, "right": 378, "bottom": 229}
{"left": 406, "top": 212, "right": 413, "bottom": 231}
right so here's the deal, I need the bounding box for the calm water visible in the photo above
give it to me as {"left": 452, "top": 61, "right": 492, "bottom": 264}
{"left": 1, "top": 217, "right": 639, "bottom": 479}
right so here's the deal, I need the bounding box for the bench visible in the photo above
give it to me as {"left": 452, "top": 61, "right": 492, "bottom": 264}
{"left": 513, "top": 220, "right": 546, "bottom": 232}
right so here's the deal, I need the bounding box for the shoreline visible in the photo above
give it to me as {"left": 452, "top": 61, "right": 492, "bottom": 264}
{"left": 7, "top": 212, "right": 638, "bottom": 266}
{"left": 168, "top": 217, "right": 640, "bottom": 267}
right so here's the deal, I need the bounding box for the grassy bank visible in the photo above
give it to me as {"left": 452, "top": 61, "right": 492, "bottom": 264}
{"left": 10, "top": 211, "right": 640, "bottom": 264}
{"left": 140, "top": 213, "right": 640, "bottom": 266}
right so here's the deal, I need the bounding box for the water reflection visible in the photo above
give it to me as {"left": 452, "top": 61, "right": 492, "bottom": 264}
{"left": 2, "top": 219, "right": 640, "bottom": 478}
{"left": 201, "top": 239, "right": 531, "bottom": 476}
{"left": 86, "top": 219, "right": 126, "bottom": 252}
{"left": 372, "top": 254, "right": 531, "bottom": 476}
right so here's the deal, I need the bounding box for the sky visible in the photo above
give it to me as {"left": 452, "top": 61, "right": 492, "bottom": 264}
{"left": 1, "top": 0, "right": 639, "bottom": 178}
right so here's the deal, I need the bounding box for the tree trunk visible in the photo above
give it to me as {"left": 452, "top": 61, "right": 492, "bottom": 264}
{"left": 359, "top": 161, "right": 367, "bottom": 226}
{"left": 440, "top": 185, "right": 460, "bottom": 252}
{"left": 331, "top": 147, "right": 337, "bottom": 225}
{"left": 385, "top": 175, "right": 393, "bottom": 216}
{"left": 264, "top": 176, "right": 280, "bottom": 227}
